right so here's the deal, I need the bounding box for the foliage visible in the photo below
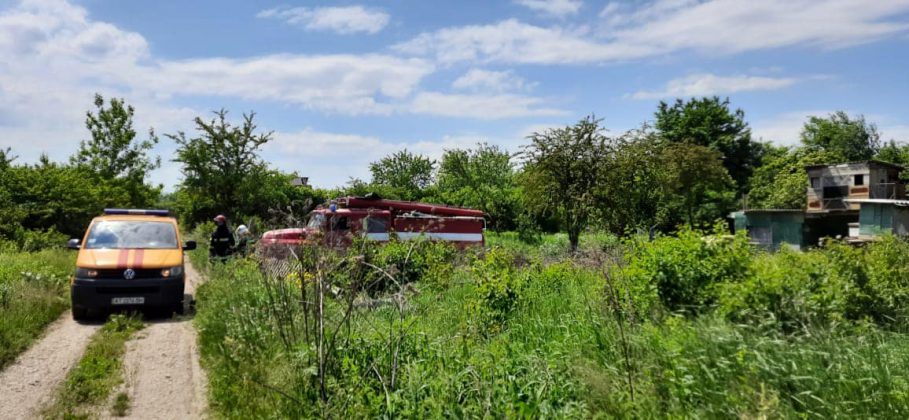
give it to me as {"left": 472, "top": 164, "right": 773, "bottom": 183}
{"left": 0, "top": 156, "right": 130, "bottom": 241}
{"left": 522, "top": 115, "right": 610, "bottom": 250}
{"left": 70, "top": 93, "right": 161, "bottom": 207}
{"left": 467, "top": 248, "right": 523, "bottom": 334}
{"left": 0, "top": 249, "right": 74, "bottom": 370}
{"left": 876, "top": 140, "right": 909, "bottom": 181}
{"left": 368, "top": 149, "right": 435, "bottom": 201}
{"left": 801, "top": 111, "right": 880, "bottom": 161}
{"left": 655, "top": 96, "right": 760, "bottom": 194}
{"left": 434, "top": 143, "right": 521, "bottom": 231}
{"left": 747, "top": 146, "right": 841, "bottom": 209}
{"left": 195, "top": 234, "right": 909, "bottom": 418}
{"left": 657, "top": 143, "right": 736, "bottom": 227}
{"left": 169, "top": 110, "right": 318, "bottom": 226}
{"left": 620, "top": 226, "right": 753, "bottom": 313}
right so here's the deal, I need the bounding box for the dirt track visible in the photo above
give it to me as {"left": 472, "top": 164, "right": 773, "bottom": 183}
{"left": 0, "top": 261, "right": 208, "bottom": 420}
{"left": 0, "top": 312, "right": 100, "bottom": 420}
{"left": 112, "top": 261, "right": 208, "bottom": 419}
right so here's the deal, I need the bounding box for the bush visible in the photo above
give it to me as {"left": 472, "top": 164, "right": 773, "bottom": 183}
{"left": 364, "top": 237, "right": 456, "bottom": 291}
{"left": 619, "top": 226, "right": 753, "bottom": 314}
{"left": 467, "top": 248, "right": 524, "bottom": 334}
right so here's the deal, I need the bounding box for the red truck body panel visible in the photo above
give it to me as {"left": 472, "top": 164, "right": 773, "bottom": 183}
{"left": 260, "top": 197, "right": 485, "bottom": 254}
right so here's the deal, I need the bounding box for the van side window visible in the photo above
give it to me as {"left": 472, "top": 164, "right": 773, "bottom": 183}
{"left": 854, "top": 174, "right": 864, "bottom": 186}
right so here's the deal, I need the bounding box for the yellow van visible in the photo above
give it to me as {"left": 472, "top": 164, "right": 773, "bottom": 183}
{"left": 67, "top": 209, "right": 196, "bottom": 320}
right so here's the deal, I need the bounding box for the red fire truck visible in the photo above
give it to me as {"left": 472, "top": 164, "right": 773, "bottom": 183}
{"left": 260, "top": 196, "right": 485, "bottom": 253}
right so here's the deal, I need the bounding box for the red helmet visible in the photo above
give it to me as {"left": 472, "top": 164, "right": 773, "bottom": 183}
{"left": 214, "top": 215, "right": 227, "bottom": 223}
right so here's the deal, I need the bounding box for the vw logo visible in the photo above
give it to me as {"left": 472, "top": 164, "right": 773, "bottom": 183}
{"left": 123, "top": 269, "right": 136, "bottom": 280}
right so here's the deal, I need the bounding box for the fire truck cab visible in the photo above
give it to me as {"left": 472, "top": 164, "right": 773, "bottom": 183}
{"left": 261, "top": 196, "right": 485, "bottom": 253}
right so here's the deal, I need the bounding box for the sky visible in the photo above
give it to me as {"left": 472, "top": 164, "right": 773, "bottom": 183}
{"left": 2, "top": 0, "right": 909, "bottom": 190}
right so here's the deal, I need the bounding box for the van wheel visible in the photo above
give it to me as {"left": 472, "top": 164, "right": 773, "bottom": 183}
{"left": 72, "top": 307, "right": 88, "bottom": 321}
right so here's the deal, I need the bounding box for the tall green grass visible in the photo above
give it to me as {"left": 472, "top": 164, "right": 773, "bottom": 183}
{"left": 0, "top": 248, "right": 74, "bottom": 369}
{"left": 192, "top": 232, "right": 909, "bottom": 417}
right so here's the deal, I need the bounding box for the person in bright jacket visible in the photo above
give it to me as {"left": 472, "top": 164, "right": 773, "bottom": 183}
{"left": 209, "top": 214, "right": 235, "bottom": 259}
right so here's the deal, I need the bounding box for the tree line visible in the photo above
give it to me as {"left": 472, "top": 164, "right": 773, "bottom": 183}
{"left": 0, "top": 94, "right": 903, "bottom": 251}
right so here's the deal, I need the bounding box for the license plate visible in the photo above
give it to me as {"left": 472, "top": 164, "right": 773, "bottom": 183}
{"left": 112, "top": 297, "right": 145, "bottom": 305}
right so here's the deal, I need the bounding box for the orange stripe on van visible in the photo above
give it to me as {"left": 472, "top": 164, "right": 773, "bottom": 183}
{"left": 134, "top": 249, "right": 145, "bottom": 268}
{"left": 117, "top": 249, "right": 129, "bottom": 269}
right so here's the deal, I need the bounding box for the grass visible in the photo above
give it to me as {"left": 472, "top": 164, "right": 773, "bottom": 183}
{"left": 0, "top": 248, "right": 75, "bottom": 369}
{"left": 193, "top": 233, "right": 909, "bottom": 417}
{"left": 42, "top": 313, "right": 144, "bottom": 419}
{"left": 111, "top": 392, "right": 130, "bottom": 417}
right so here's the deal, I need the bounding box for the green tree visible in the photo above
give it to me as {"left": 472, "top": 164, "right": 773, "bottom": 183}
{"left": 70, "top": 94, "right": 161, "bottom": 206}
{"left": 875, "top": 140, "right": 909, "bottom": 181}
{"left": 657, "top": 143, "right": 736, "bottom": 227}
{"left": 168, "top": 110, "right": 273, "bottom": 224}
{"left": 522, "top": 116, "right": 610, "bottom": 251}
{"left": 655, "top": 97, "right": 760, "bottom": 194}
{"left": 801, "top": 111, "right": 880, "bottom": 161}
{"left": 596, "top": 127, "right": 667, "bottom": 233}
{"left": 0, "top": 147, "right": 14, "bottom": 170}
{"left": 435, "top": 143, "right": 520, "bottom": 230}
{"left": 748, "top": 146, "right": 841, "bottom": 209}
{"left": 369, "top": 150, "right": 435, "bottom": 201}
{"left": 2, "top": 155, "right": 129, "bottom": 240}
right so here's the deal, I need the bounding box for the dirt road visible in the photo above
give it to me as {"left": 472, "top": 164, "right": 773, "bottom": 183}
{"left": 113, "top": 261, "right": 208, "bottom": 419}
{"left": 0, "top": 312, "right": 100, "bottom": 420}
{"left": 0, "top": 261, "right": 209, "bottom": 420}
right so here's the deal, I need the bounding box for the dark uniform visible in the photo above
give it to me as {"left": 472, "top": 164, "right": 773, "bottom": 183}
{"left": 209, "top": 224, "right": 235, "bottom": 259}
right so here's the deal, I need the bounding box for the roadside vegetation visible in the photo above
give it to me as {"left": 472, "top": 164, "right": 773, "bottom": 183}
{"left": 4, "top": 89, "right": 909, "bottom": 418}
{"left": 0, "top": 247, "right": 74, "bottom": 369}
{"left": 191, "top": 230, "right": 909, "bottom": 418}
{"left": 43, "top": 313, "right": 144, "bottom": 419}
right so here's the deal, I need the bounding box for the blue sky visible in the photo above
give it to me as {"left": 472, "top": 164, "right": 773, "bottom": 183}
{"left": 2, "top": 0, "right": 909, "bottom": 190}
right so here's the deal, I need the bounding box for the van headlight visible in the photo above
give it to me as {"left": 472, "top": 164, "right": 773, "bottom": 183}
{"left": 75, "top": 268, "right": 98, "bottom": 278}
{"left": 161, "top": 266, "right": 184, "bottom": 278}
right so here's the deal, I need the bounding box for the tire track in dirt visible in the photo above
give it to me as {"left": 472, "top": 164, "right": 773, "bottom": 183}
{"left": 0, "top": 312, "right": 101, "bottom": 420}
{"left": 111, "top": 261, "right": 208, "bottom": 419}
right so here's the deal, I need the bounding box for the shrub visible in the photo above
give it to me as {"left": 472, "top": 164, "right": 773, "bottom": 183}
{"left": 717, "top": 248, "right": 831, "bottom": 328}
{"left": 619, "top": 226, "right": 752, "bottom": 314}
{"left": 364, "top": 237, "right": 456, "bottom": 291}
{"left": 467, "top": 248, "right": 524, "bottom": 334}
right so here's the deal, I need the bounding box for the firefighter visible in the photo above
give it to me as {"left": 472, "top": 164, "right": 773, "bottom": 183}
{"left": 209, "top": 214, "right": 235, "bottom": 261}
{"left": 234, "top": 224, "right": 252, "bottom": 256}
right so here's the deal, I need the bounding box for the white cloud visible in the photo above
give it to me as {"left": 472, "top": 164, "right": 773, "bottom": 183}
{"left": 629, "top": 73, "right": 799, "bottom": 99}
{"left": 452, "top": 68, "right": 531, "bottom": 92}
{"left": 514, "top": 0, "right": 582, "bottom": 17}
{"left": 395, "top": 1, "right": 909, "bottom": 65}
{"left": 753, "top": 110, "right": 909, "bottom": 148}
{"left": 265, "top": 129, "right": 524, "bottom": 187}
{"left": 147, "top": 55, "right": 434, "bottom": 115}
{"left": 257, "top": 5, "right": 389, "bottom": 34}
{"left": 392, "top": 19, "right": 644, "bottom": 64}
{"left": 752, "top": 110, "right": 830, "bottom": 146}
{"left": 410, "top": 92, "right": 568, "bottom": 119}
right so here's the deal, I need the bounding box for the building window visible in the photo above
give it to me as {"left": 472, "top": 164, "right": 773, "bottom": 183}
{"left": 854, "top": 174, "right": 864, "bottom": 186}
{"left": 810, "top": 177, "right": 820, "bottom": 188}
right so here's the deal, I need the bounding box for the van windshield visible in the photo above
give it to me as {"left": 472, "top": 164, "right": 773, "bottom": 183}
{"left": 85, "top": 221, "right": 178, "bottom": 249}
